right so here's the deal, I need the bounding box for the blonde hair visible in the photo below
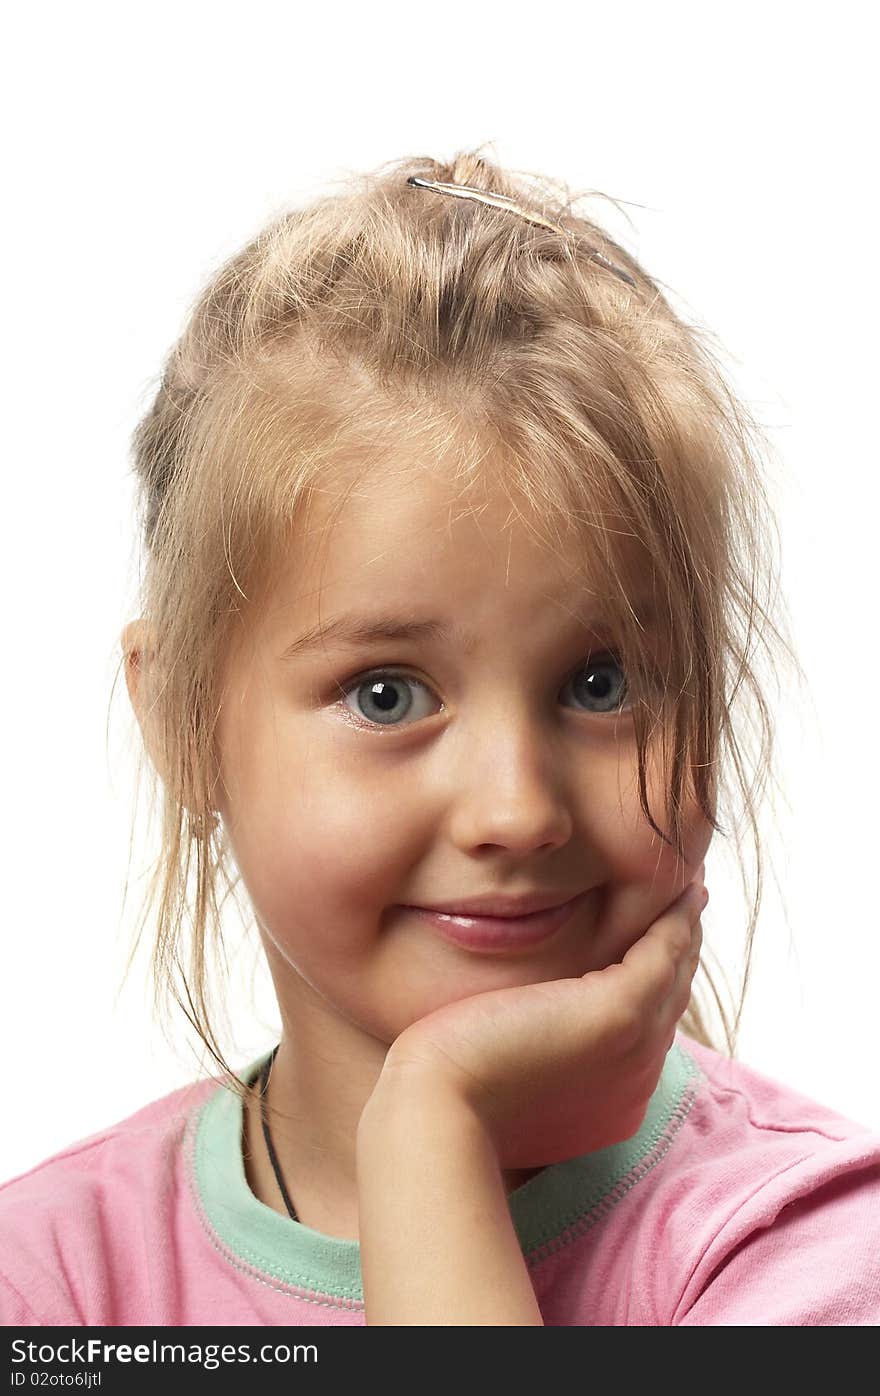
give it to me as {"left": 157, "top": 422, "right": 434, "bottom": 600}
{"left": 116, "top": 145, "right": 804, "bottom": 1111}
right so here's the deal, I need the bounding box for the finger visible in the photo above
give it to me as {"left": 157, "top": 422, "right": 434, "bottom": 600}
{"left": 656, "top": 903, "right": 708, "bottom": 1061}
{"left": 599, "top": 861, "right": 705, "bottom": 944}
{"left": 658, "top": 913, "right": 703, "bottom": 1024}
{"left": 620, "top": 882, "right": 707, "bottom": 1008}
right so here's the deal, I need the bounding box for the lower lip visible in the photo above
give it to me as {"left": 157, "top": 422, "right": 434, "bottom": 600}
{"left": 405, "top": 893, "right": 589, "bottom": 953}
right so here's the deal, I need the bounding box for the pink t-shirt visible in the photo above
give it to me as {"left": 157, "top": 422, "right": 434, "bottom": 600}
{"left": 2, "top": 1032, "right": 878, "bottom": 1326}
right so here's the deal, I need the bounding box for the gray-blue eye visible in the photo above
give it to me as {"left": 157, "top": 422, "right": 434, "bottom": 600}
{"left": 340, "top": 673, "right": 435, "bottom": 727}
{"left": 337, "top": 653, "right": 631, "bottom": 730}
{"left": 568, "top": 651, "right": 630, "bottom": 715}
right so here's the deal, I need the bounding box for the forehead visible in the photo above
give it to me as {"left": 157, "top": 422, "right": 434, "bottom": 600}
{"left": 262, "top": 456, "right": 631, "bottom": 636}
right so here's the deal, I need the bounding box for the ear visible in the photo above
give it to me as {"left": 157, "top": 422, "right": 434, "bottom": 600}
{"left": 121, "top": 619, "right": 220, "bottom": 829}
{"left": 120, "top": 618, "right": 155, "bottom": 728}
{"left": 121, "top": 618, "right": 167, "bottom": 784}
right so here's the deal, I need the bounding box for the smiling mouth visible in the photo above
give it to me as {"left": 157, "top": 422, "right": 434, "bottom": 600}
{"left": 403, "top": 891, "right": 592, "bottom": 954}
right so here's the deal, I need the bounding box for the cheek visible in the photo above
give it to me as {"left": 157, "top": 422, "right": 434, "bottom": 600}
{"left": 611, "top": 737, "right": 712, "bottom": 864}
{"left": 582, "top": 787, "right": 711, "bottom": 968}
{"left": 218, "top": 716, "right": 424, "bottom": 929}
{"left": 290, "top": 755, "right": 421, "bottom": 887}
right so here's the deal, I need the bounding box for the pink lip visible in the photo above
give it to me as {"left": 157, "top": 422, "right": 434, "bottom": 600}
{"left": 405, "top": 891, "right": 591, "bottom": 953}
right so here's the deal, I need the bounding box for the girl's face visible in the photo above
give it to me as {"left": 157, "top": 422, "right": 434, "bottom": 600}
{"left": 215, "top": 457, "right": 712, "bottom": 1052}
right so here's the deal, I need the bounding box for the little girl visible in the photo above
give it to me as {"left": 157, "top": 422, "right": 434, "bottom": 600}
{"left": 3, "top": 149, "right": 879, "bottom": 1327}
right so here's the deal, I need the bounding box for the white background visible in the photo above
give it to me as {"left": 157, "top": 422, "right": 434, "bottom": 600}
{"left": 2, "top": 1, "right": 878, "bottom": 1183}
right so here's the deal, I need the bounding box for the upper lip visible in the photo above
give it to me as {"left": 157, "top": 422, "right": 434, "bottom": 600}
{"left": 410, "top": 891, "right": 584, "bottom": 918}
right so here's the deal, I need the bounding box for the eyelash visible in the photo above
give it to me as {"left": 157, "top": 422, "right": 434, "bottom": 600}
{"left": 330, "top": 651, "right": 633, "bottom": 732}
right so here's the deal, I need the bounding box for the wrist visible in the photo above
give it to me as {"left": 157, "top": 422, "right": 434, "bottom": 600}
{"left": 358, "top": 1058, "right": 487, "bottom": 1150}
{"left": 356, "top": 1061, "right": 542, "bottom": 1324}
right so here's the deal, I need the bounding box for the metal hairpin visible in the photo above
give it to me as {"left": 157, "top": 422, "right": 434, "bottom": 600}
{"left": 406, "top": 175, "right": 637, "bottom": 288}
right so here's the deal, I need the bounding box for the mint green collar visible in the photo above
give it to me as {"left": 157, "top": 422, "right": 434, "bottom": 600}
{"left": 187, "top": 1039, "right": 704, "bottom": 1307}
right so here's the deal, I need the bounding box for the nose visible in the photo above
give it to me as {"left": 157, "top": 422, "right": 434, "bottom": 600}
{"left": 446, "top": 728, "right": 573, "bottom": 855}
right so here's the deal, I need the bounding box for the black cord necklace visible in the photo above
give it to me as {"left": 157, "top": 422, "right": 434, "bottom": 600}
{"left": 256, "top": 1044, "right": 298, "bottom": 1222}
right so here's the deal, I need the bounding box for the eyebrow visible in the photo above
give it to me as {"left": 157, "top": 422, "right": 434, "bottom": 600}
{"left": 279, "top": 605, "right": 656, "bottom": 661}
{"left": 280, "top": 616, "right": 463, "bottom": 660}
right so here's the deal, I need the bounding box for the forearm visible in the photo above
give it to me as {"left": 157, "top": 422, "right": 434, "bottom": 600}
{"left": 356, "top": 1071, "right": 543, "bottom": 1326}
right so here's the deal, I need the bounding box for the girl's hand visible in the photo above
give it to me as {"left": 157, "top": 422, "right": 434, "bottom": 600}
{"left": 376, "top": 875, "right": 707, "bottom": 1169}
